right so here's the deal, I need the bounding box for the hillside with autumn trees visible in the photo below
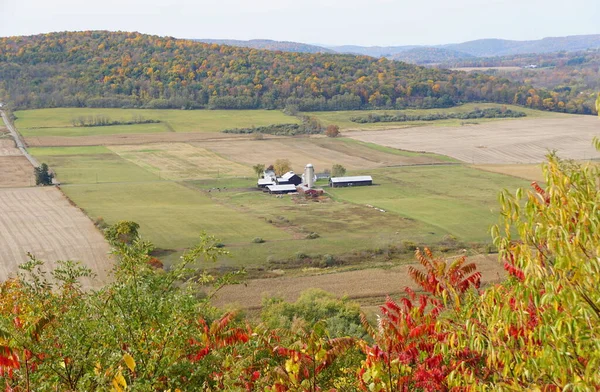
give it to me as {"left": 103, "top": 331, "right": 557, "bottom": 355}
{"left": 0, "top": 31, "right": 593, "bottom": 113}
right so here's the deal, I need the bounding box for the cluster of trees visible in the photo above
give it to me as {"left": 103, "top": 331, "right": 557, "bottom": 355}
{"left": 0, "top": 147, "right": 596, "bottom": 390}
{"left": 223, "top": 115, "right": 324, "bottom": 136}
{"left": 0, "top": 31, "right": 590, "bottom": 113}
{"left": 350, "top": 107, "right": 526, "bottom": 123}
{"left": 70, "top": 115, "right": 160, "bottom": 127}
{"left": 33, "top": 163, "right": 53, "bottom": 185}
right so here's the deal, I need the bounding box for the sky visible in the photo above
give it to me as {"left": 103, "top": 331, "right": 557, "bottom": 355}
{"left": 0, "top": 0, "right": 599, "bottom": 46}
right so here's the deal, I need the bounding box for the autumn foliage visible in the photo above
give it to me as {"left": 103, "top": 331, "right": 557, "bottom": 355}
{"left": 0, "top": 31, "right": 587, "bottom": 113}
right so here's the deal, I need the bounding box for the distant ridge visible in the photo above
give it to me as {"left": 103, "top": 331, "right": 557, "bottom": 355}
{"left": 442, "top": 35, "right": 600, "bottom": 57}
{"left": 195, "top": 39, "right": 334, "bottom": 54}
{"left": 390, "top": 47, "right": 475, "bottom": 65}
{"left": 326, "top": 34, "right": 600, "bottom": 61}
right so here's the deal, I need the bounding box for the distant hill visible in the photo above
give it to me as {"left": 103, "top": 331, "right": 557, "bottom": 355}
{"left": 443, "top": 35, "right": 600, "bottom": 57}
{"left": 390, "top": 47, "right": 474, "bottom": 65}
{"left": 328, "top": 34, "right": 600, "bottom": 61}
{"left": 326, "top": 45, "right": 418, "bottom": 57}
{"left": 195, "top": 39, "right": 334, "bottom": 54}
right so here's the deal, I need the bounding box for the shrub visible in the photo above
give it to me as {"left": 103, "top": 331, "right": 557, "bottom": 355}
{"left": 305, "top": 232, "right": 320, "bottom": 239}
{"left": 252, "top": 237, "right": 265, "bottom": 244}
{"left": 295, "top": 252, "right": 308, "bottom": 260}
{"left": 325, "top": 124, "right": 340, "bottom": 137}
{"left": 402, "top": 240, "right": 418, "bottom": 252}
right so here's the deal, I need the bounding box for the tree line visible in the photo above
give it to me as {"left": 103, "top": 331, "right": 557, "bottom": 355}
{"left": 0, "top": 31, "right": 590, "bottom": 113}
{"left": 350, "top": 107, "right": 526, "bottom": 123}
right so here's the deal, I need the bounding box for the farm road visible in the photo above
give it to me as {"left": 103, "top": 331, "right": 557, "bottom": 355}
{"left": 0, "top": 110, "right": 39, "bottom": 167}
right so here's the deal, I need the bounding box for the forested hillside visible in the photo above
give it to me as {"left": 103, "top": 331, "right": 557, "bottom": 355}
{"left": 0, "top": 31, "right": 589, "bottom": 113}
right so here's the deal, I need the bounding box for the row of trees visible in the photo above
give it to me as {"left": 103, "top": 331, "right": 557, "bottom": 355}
{"left": 0, "top": 145, "right": 598, "bottom": 389}
{"left": 0, "top": 31, "right": 590, "bottom": 113}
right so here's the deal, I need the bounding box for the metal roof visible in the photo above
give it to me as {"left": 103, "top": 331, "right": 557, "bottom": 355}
{"left": 258, "top": 178, "right": 275, "bottom": 185}
{"left": 267, "top": 184, "right": 298, "bottom": 191}
{"left": 280, "top": 171, "right": 298, "bottom": 180}
{"left": 330, "top": 176, "right": 373, "bottom": 183}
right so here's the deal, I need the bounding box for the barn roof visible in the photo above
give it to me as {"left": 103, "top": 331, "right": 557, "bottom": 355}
{"left": 330, "top": 176, "right": 373, "bottom": 183}
{"left": 267, "top": 184, "right": 297, "bottom": 192}
{"left": 258, "top": 178, "right": 275, "bottom": 185}
{"left": 280, "top": 171, "right": 298, "bottom": 180}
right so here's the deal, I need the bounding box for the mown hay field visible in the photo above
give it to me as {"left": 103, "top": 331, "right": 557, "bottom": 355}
{"left": 201, "top": 137, "right": 453, "bottom": 173}
{"left": 0, "top": 187, "right": 112, "bottom": 288}
{"left": 15, "top": 108, "right": 300, "bottom": 137}
{"left": 109, "top": 143, "right": 252, "bottom": 180}
{"left": 346, "top": 115, "right": 600, "bottom": 164}
{"left": 30, "top": 146, "right": 160, "bottom": 184}
{"left": 0, "top": 156, "right": 35, "bottom": 187}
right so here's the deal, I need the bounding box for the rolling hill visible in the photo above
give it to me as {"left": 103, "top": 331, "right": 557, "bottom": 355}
{"left": 0, "top": 31, "right": 592, "bottom": 114}
{"left": 195, "top": 39, "right": 334, "bottom": 54}
{"left": 390, "top": 47, "right": 474, "bottom": 65}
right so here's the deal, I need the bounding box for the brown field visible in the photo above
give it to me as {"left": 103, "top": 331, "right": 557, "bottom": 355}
{"left": 109, "top": 143, "right": 252, "bottom": 180}
{"left": 0, "top": 187, "right": 112, "bottom": 288}
{"left": 0, "top": 157, "right": 35, "bottom": 187}
{"left": 345, "top": 116, "right": 600, "bottom": 164}
{"left": 0, "top": 139, "right": 21, "bottom": 156}
{"left": 24, "top": 132, "right": 246, "bottom": 147}
{"left": 211, "top": 254, "right": 506, "bottom": 310}
{"left": 202, "top": 137, "right": 445, "bottom": 173}
{"left": 472, "top": 164, "right": 545, "bottom": 182}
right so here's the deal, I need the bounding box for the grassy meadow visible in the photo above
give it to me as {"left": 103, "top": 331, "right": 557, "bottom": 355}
{"left": 15, "top": 108, "right": 300, "bottom": 137}
{"left": 328, "top": 165, "right": 529, "bottom": 242}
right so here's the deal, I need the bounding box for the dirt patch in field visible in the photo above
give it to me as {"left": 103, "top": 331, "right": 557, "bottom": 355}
{"left": 0, "top": 156, "right": 35, "bottom": 187}
{"left": 202, "top": 137, "right": 443, "bottom": 172}
{"left": 109, "top": 143, "right": 252, "bottom": 180}
{"left": 346, "top": 116, "right": 600, "bottom": 164}
{"left": 0, "top": 138, "right": 21, "bottom": 156}
{"left": 211, "top": 254, "right": 505, "bottom": 310}
{"left": 0, "top": 187, "right": 112, "bottom": 288}
{"left": 24, "top": 132, "right": 244, "bottom": 147}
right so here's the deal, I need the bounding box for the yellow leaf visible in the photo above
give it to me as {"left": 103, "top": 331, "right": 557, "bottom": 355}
{"left": 123, "top": 353, "right": 135, "bottom": 372}
{"left": 112, "top": 371, "right": 127, "bottom": 392}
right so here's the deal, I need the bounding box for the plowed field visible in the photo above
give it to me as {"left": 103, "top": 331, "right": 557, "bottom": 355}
{"left": 346, "top": 116, "right": 600, "bottom": 164}
{"left": 0, "top": 187, "right": 112, "bottom": 288}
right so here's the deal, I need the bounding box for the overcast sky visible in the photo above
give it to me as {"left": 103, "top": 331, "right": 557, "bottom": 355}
{"left": 0, "top": 0, "right": 598, "bottom": 46}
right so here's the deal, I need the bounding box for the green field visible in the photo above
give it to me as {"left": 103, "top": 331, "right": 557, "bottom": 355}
{"left": 61, "top": 182, "right": 291, "bottom": 252}
{"left": 31, "top": 146, "right": 160, "bottom": 184}
{"left": 307, "top": 103, "right": 561, "bottom": 129}
{"left": 15, "top": 108, "right": 300, "bottom": 136}
{"left": 328, "top": 166, "right": 528, "bottom": 242}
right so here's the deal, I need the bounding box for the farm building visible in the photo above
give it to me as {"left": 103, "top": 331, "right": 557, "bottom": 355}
{"left": 329, "top": 175, "right": 373, "bottom": 188}
{"left": 266, "top": 184, "right": 298, "bottom": 194}
{"left": 257, "top": 178, "right": 275, "bottom": 188}
{"left": 277, "top": 171, "right": 302, "bottom": 186}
